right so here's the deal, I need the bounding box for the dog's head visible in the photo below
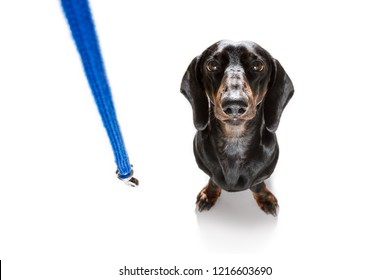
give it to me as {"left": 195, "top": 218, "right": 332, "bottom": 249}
{"left": 181, "top": 40, "right": 294, "bottom": 132}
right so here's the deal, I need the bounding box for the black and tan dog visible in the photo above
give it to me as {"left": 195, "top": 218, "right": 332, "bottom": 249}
{"left": 180, "top": 40, "right": 293, "bottom": 216}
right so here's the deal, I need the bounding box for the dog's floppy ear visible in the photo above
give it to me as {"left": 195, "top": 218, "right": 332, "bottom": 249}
{"left": 264, "top": 59, "right": 294, "bottom": 132}
{"left": 180, "top": 56, "right": 209, "bottom": 131}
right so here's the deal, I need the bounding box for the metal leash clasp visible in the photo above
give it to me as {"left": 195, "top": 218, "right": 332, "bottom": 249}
{"left": 116, "top": 167, "right": 139, "bottom": 187}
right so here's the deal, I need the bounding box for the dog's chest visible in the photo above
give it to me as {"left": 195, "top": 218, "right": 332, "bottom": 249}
{"left": 216, "top": 137, "right": 253, "bottom": 188}
{"left": 222, "top": 137, "right": 249, "bottom": 158}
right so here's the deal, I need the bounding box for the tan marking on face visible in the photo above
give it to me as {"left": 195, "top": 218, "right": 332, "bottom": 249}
{"left": 216, "top": 76, "right": 227, "bottom": 105}
{"left": 256, "top": 76, "right": 271, "bottom": 105}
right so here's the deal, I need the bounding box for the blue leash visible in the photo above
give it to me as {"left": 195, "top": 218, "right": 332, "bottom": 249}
{"left": 61, "top": 0, "right": 138, "bottom": 186}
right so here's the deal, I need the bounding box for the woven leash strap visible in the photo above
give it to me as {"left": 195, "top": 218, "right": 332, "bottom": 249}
{"left": 61, "top": 0, "right": 138, "bottom": 186}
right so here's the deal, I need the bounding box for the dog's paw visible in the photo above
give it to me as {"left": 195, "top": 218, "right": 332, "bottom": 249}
{"left": 252, "top": 188, "right": 279, "bottom": 216}
{"left": 259, "top": 198, "right": 279, "bottom": 216}
{"left": 196, "top": 185, "right": 221, "bottom": 212}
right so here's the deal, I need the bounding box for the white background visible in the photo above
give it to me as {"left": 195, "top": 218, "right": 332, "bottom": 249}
{"left": 1, "top": 0, "right": 389, "bottom": 279}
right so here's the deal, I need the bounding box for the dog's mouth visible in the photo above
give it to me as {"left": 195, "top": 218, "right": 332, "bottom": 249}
{"left": 223, "top": 117, "right": 244, "bottom": 126}
{"left": 214, "top": 110, "right": 257, "bottom": 126}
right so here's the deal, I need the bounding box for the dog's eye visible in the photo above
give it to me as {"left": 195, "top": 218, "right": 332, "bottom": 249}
{"left": 206, "top": 60, "right": 221, "bottom": 72}
{"left": 250, "top": 61, "right": 265, "bottom": 72}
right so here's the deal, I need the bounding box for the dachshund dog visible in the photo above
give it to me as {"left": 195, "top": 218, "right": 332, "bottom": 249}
{"left": 180, "top": 40, "right": 294, "bottom": 216}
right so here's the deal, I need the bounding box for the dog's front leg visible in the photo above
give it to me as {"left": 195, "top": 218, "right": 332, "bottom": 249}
{"left": 251, "top": 182, "right": 279, "bottom": 216}
{"left": 196, "top": 179, "right": 221, "bottom": 212}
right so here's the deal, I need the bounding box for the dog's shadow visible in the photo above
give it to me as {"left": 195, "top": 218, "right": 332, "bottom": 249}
{"left": 196, "top": 180, "right": 278, "bottom": 252}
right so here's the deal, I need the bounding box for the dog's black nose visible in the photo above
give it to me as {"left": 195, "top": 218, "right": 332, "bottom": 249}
{"left": 222, "top": 99, "right": 248, "bottom": 117}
